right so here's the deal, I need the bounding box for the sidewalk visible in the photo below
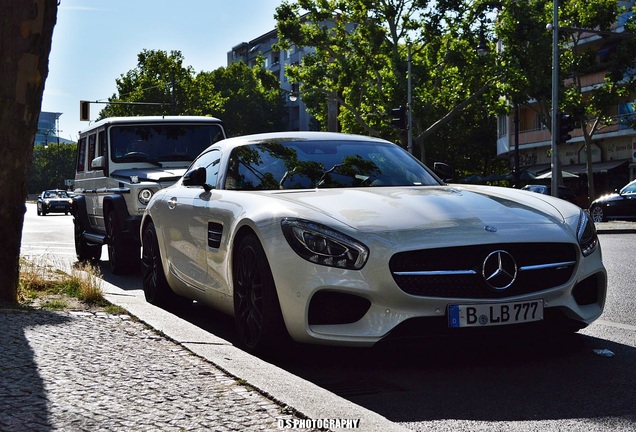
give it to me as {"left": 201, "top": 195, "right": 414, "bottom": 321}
{"left": 0, "top": 307, "right": 327, "bottom": 432}
{"left": 0, "top": 283, "right": 406, "bottom": 432}
{"left": 595, "top": 220, "right": 636, "bottom": 234}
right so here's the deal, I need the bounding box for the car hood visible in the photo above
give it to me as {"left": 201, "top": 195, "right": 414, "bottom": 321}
{"left": 269, "top": 184, "right": 577, "bottom": 236}
{"left": 112, "top": 167, "right": 188, "bottom": 183}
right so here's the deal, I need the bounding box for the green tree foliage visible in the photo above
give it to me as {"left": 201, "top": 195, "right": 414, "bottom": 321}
{"left": 192, "top": 60, "right": 287, "bottom": 136}
{"left": 99, "top": 50, "right": 193, "bottom": 117}
{"left": 28, "top": 143, "right": 77, "bottom": 194}
{"left": 274, "top": 0, "right": 505, "bottom": 175}
{"left": 98, "top": 50, "right": 287, "bottom": 137}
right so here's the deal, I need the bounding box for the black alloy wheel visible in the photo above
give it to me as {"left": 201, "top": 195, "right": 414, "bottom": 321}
{"left": 233, "top": 234, "right": 286, "bottom": 353}
{"left": 141, "top": 222, "right": 174, "bottom": 305}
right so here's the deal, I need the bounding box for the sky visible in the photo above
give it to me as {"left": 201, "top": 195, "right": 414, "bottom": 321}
{"left": 42, "top": 0, "right": 285, "bottom": 142}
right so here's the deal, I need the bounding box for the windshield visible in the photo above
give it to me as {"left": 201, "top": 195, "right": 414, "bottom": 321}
{"left": 224, "top": 139, "right": 441, "bottom": 190}
{"left": 110, "top": 124, "right": 224, "bottom": 164}
{"left": 44, "top": 190, "right": 69, "bottom": 198}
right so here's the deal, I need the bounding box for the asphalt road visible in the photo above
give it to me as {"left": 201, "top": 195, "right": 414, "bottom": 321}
{"left": 19, "top": 203, "right": 636, "bottom": 431}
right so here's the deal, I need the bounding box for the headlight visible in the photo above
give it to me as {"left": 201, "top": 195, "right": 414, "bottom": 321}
{"left": 138, "top": 188, "right": 154, "bottom": 205}
{"left": 281, "top": 218, "right": 369, "bottom": 270}
{"left": 577, "top": 210, "right": 599, "bottom": 257}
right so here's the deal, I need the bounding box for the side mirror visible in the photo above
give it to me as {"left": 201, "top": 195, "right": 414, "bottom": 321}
{"left": 433, "top": 162, "right": 454, "bottom": 182}
{"left": 91, "top": 156, "right": 105, "bottom": 170}
{"left": 183, "top": 166, "right": 211, "bottom": 191}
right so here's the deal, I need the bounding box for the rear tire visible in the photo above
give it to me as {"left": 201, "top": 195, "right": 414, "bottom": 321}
{"left": 233, "top": 234, "right": 287, "bottom": 354}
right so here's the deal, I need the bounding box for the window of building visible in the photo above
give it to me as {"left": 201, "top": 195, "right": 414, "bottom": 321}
{"left": 498, "top": 114, "right": 508, "bottom": 138}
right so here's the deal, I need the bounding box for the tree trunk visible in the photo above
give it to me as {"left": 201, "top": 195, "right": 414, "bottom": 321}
{"left": 0, "top": 1, "right": 58, "bottom": 303}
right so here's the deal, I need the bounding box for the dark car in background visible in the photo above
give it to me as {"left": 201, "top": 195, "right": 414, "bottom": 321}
{"left": 521, "top": 184, "right": 577, "bottom": 204}
{"left": 37, "top": 189, "right": 72, "bottom": 216}
{"left": 589, "top": 179, "right": 636, "bottom": 222}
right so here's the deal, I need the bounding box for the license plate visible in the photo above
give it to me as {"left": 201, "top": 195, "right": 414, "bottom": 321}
{"left": 448, "top": 299, "right": 543, "bottom": 328}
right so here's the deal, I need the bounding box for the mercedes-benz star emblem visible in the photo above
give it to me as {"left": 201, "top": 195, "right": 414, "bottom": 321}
{"left": 482, "top": 250, "right": 517, "bottom": 290}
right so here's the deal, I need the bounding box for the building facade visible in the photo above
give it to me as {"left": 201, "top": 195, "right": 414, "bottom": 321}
{"left": 227, "top": 30, "right": 317, "bottom": 131}
{"left": 34, "top": 111, "right": 72, "bottom": 147}
{"left": 497, "top": 4, "right": 636, "bottom": 201}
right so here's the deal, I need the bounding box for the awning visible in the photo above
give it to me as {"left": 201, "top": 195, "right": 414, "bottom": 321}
{"left": 535, "top": 170, "right": 579, "bottom": 179}
{"left": 563, "top": 160, "right": 629, "bottom": 175}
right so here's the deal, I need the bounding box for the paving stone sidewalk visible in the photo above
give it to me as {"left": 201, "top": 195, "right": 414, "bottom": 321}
{"left": 0, "top": 307, "right": 322, "bottom": 432}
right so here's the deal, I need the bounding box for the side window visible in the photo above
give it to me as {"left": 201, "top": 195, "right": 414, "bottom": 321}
{"left": 88, "top": 133, "right": 97, "bottom": 170}
{"left": 77, "top": 136, "right": 87, "bottom": 172}
{"left": 97, "top": 130, "right": 105, "bottom": 157}
{"left": 192, "top": 149, "right": 221, "bottom": 188}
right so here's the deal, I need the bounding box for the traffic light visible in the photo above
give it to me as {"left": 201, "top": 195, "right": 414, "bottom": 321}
{"left": 80, "top": 100, "right": 90, "bottom": 121}
{"left": 391, "top": 106, "right": 407, "bottom": 130}
{"left": 558, "top": 112, "right": 574, "bottom": 144}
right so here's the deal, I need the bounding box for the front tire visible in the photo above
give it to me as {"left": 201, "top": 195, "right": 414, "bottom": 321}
{"left": 106, "top": 210, "right": 139, "bottom": 274}
{"left": 233, "top": 234, "right": 287, "bottom": 353}
{"left": 590, "top": 205, "right": 605, "bottom": 223}
{"left": 74, "top": 218, "right": 102, "bottom": 261}
{"left": 141, "top": 222, "right": 180, "bottom": 306}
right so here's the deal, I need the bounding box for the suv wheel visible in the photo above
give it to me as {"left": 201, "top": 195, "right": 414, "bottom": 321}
{"left": 74, "top": 219, "right": 102, "bottom": 261}
{"left": 106, "top": 210, "right": 140, "bottom": 274}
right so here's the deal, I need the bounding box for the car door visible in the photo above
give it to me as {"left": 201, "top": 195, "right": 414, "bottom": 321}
{"left": 161, "top": 149, "right": 221, "bottom": 291}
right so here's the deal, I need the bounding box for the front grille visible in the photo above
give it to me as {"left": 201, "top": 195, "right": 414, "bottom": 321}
{"left": 390, "top": 243, "right": 577, "bottom": 299}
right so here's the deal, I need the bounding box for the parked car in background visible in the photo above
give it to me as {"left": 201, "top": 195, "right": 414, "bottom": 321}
{"left": 589, "top": 179, "right": 636, "bottom": 222}
{"left": 37, "top": 189, "right": 72, "bottom": 216}
{"left": 141, "top": 131, "right": 606, "bottom": 353}
{"left": 521, "top": 184, "right": 577, "bottom": 204}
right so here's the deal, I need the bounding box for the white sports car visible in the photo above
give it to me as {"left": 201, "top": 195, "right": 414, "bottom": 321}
{"left": 140, "top": 131, "right": 606, "bottom": 352}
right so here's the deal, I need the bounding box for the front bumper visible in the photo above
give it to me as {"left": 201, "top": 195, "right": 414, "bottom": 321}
{"left": 265, "top": 235, "right": 607, "bottom": 347}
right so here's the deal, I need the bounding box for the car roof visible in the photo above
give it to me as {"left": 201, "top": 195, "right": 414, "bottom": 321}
{"left": 210, "top": 131, "right": 394, "bottom": 152}
{"left": 79, "top": 116, "right": 223, "bottom": 134}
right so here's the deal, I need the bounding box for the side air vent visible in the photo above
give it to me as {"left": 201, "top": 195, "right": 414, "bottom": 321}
{"left": 208, "top": 222, "right": 223, "bottom": 249}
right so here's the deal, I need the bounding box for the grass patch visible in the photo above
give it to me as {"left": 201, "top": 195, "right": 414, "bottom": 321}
{"left": 18, "top": 258, "right": 120, "bottom": 312}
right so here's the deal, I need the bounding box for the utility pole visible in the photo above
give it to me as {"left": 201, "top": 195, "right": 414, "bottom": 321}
{"left": 407, "top": 44, "right": 413, "bottom": 155}
{"left": 550, "top": 0, "right": 562, "bottom": 198}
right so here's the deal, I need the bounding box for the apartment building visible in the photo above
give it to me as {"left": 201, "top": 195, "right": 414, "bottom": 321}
{"left": 497, "top": 4, "right": 636, "bottom": 199}
{"left": 227, "top": 30, "right": 316, "bottom": 131}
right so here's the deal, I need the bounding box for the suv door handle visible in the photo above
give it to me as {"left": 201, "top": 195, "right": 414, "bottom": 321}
{"left": 168, "top": 197, "right": 177, "bottom": 209}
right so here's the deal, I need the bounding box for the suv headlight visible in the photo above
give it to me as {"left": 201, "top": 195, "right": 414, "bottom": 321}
{"left": 138, "top": 188, "right": 154, "bottom": 205}
{"left": 281, "top": 218, "right": 369, "bottom": 270}
{"left": 577, "top": 210, "right": 599, "bottom": 257}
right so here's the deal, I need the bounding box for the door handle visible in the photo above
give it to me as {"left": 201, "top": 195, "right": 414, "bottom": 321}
{"left": 168, "top": 197, "right": 177, "bottom": 209}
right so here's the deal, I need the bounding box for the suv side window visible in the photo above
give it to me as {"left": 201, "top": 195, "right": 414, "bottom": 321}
{"left": 88, "top": 133, "right": 97, "bottom": 170}
{"left": 77, "top": 137, "right": 87, "bottom": 172}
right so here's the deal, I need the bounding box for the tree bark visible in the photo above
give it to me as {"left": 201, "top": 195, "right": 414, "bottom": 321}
{"left": 0, "top": 0, "right": 58, "bottom": 303}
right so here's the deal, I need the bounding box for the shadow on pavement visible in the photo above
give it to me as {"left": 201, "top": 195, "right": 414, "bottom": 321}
{"left": 0, "top": 307, "right": 71, "bottom": 430}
